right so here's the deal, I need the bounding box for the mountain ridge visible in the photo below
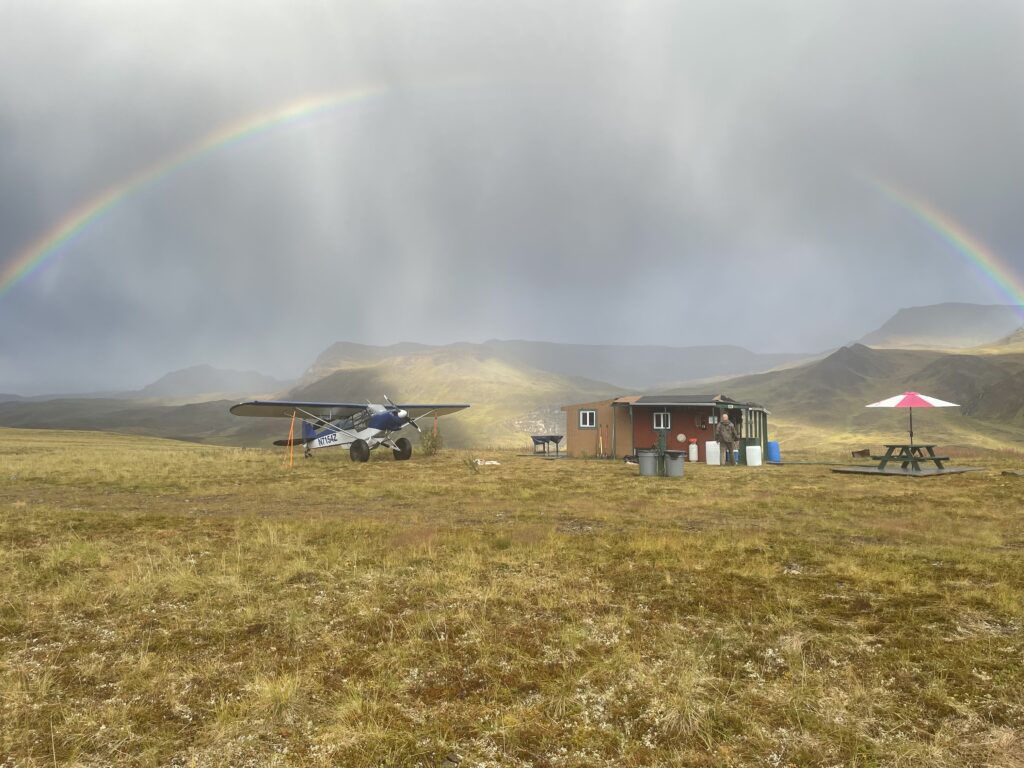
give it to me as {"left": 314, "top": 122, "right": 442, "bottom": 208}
{"left": 306, "top": 339, "right": 811, "bottom": 390}
{"left": 860, "top": 303, "right": 1023, "bottom": 349}
{"left": 136, "top": 364, "right": 291, "bottom": 400}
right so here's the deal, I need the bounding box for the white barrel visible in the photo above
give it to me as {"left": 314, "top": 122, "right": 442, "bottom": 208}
{"left": 705, "top": 441, "right": 721, "bottom": 465}
{"left": 746, "top": 445, "right": 763, "bottom": 467}
{"left": 688, "top": 443, "right": 699, "bottom": 462}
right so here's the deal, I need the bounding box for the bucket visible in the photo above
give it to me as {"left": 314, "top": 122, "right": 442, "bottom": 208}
{"left": 705, "top": 441, "right": 720, "bottom": 465}
{"left": 746, "top": 445, "right": 763, "bottom": 466}
{"left": 766, "top": 441, "right": 781, "bottom": 463}
{"left": 665, "top": 450, "right": 685, "bottom": 477}
{"left": 637, "top": 450, "right": 659, "bottom": 476}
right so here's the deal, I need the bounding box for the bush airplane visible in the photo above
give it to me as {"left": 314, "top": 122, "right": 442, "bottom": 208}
{"left": 230, "top": 397, "right": 469, "bottom": 461}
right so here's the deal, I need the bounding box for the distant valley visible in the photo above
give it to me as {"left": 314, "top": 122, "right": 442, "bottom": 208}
{"left": 2, "top": 302, "right": 1023, "bottom": 451}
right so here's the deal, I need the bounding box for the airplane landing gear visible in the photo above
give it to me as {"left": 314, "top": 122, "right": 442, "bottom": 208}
{"left": 350, "top": 439, "right": 370, "bottom": 463}
{"left": 392, "top": 437, "right": 412, "bottom": 461}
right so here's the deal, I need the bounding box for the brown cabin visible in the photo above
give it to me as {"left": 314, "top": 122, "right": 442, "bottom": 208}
{"left": 561, "top": 394, "right": 770, "bottom": 461}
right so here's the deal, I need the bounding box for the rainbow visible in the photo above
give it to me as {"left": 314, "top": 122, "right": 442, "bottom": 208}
{"left": 868, "top": 176, "right": 1024, "bottom": 312}
{"left": 0, "top": 85, "right": 391, "bottom": 298}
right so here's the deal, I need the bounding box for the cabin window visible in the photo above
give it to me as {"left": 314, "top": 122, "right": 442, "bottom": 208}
{"left": 579, "top": 409, "right": 597, "bottom": 428}
{"left": 653, "top": 411, "right": 671, "bottom": 430}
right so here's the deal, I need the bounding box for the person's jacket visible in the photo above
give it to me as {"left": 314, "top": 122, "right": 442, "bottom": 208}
{"left": 715, "top": 420, "right": 738, "bottom": 444}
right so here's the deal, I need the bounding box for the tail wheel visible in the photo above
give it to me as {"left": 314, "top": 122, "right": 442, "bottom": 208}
{"left": 392, "top": 437, "right": 413, "bottom": 461}
{"left": 349, "top": 439, "right": 370, "bottom": 463}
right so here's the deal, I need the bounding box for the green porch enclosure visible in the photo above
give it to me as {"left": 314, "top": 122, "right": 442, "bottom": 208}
{"left": 716, "top": 401, "right": 769, "bottom": 464}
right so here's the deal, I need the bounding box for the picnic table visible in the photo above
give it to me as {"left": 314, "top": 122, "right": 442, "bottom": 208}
{"left": 531, "top": 435, "right": 563, "bottom": 455}
{"left": 871, "top": 444, "right": 949, "bottom": 471}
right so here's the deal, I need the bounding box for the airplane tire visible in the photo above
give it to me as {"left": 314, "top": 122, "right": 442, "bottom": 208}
{"left": 393, "top": 437, "right": 413, "bottom": 461}
{"left": 350, "top": 439, "right": 370, "bottom": 463}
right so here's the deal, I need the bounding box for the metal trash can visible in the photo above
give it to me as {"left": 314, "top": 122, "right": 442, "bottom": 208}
{"left": 664, "top": 450, "right": 685, "bottom": 477}
{"left": 637, "top": 449, "right": 659, "bottom": 476}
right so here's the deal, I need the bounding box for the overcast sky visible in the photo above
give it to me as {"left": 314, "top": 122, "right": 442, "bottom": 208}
{"left": 1, "top": 0, "right": 1022, "bottom": 393}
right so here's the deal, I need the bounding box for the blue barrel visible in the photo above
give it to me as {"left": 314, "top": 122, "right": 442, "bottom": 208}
{"left": 766, "top": 441, "right": 781, "bottom": 464}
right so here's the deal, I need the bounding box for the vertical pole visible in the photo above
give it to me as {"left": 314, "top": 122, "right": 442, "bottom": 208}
{"left": 611, "top": 404, "right": 617, "bottom": 460}
{"left": 909, "top": 407, "right": 914, "bottom": 446}
{"left": 629, "top": 404, "right": 635, "bottom": 456}
{"left": 287, "top": 411, "right": 296, "bottom": 468}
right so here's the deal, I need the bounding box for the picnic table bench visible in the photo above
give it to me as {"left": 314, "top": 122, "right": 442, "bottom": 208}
{"left": 870, "top": 444, "right": 949, "bottom": 471}
{"left": 531, "top": 435, "right": 563, "bottom": 455}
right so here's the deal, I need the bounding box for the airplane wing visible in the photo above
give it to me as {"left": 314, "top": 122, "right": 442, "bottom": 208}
{"left": 397, "top": 404, "right": 471, "bottom": 419}
{"left": 229, "top": 401, "right": 367, "bottom": 419}
{"left": 230, "top": 401, "right": 470, "bottom": 420}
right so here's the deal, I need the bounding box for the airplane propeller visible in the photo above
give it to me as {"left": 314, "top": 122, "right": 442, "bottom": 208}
{"left": 384, "top": 394, "right": 420, "bottom": 431}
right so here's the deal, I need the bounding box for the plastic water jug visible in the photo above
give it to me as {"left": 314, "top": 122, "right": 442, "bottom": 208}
{"left": 746, "top": 445, "right": 763, "bottom": 466}
{"left": 705, "top": 441, "right": 720, "bottom": 465}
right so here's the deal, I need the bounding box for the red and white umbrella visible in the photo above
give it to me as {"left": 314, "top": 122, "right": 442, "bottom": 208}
{"left": 865, "top": 391, "right": 959, "bottom": 445}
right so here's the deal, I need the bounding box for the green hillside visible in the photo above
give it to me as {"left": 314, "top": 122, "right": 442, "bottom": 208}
{"left": 684, "top": 344, "right": 1024, "bottom": 451}
{"left": 290, "top": 348, "right": 620, "bottom": 447}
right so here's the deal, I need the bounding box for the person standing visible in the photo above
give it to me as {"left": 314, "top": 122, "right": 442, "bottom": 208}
{"left": 715, "top": 411, "right": 739, "bottom": 465}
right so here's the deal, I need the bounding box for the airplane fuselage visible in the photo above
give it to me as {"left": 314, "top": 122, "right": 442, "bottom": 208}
{"left": 309, "top": 425, "right": 385, "bottom": 451}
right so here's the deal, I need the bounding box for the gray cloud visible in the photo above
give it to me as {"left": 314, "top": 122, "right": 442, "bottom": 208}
{"left": 1, "top": 0, "right": 1022, "bottom": 392}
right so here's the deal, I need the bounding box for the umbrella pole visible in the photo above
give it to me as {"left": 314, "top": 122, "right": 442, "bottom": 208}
{"left": 909, "top": 407, "right": 914, "bottom": 446}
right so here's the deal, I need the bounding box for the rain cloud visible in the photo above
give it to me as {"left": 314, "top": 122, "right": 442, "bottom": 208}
{"left": 1, "top": 0, "right": 1022, "bottom": 392}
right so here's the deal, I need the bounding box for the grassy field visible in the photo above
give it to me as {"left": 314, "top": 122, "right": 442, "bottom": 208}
{"left": 2, "top": 428, "right": 1024, "bottom": 767}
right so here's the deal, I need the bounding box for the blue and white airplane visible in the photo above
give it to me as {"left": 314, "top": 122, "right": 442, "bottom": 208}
{"left": 230, "top": 397, "right": 469, "bottom": 462}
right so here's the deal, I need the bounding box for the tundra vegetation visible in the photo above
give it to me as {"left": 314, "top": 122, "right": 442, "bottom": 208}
{"left": 1, "top": 427, "right": 1023, "bottom": 767}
